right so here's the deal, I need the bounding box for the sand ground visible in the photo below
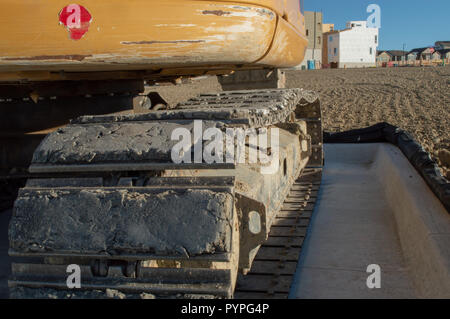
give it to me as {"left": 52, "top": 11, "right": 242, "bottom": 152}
{"left": 150, "top": 66, "right": 450, "bottom": 178}
{"left": 287, "top": 66, "right": 450, "bottom": 178}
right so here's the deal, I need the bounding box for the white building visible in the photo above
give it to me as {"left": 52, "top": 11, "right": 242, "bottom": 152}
{"left": 327, "top": 21, "right": 379, "bottom": 68}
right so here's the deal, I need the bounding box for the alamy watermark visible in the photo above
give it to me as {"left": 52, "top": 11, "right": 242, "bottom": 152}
{"left": 66, "top": 264, "right": 81, "bottom": 289}
{"left": 367, "top": 4, "right": 381, "bottom": 28}
{"left": 366, "top": 264, "right": 381, "bottom": 289}
{"left": 66, "top": 262, "right": 383, "bottom": 290}
{"left": 170, "top": 120, "right": 280, "bottom": 175}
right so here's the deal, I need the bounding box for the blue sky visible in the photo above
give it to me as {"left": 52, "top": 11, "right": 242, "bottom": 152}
{"left": 304, "top": 0, "right": 450, "bottom": 51}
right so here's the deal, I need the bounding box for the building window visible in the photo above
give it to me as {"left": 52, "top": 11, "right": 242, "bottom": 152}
{"left": 329, "top": 36, "right": 333, "bottom": 42}
{"left": 334, "top": 48, "right": 337, "bottom": 55}
{"left": 370, "top": 48, "right": 373, "bottom": 55}
{"left": 375, "top": 35, "right": 378, "bottom": 44}
{"left": 306, "top": 29, "right": 309, "bottom": 36}
{"left": 318, "top": 36, "right": 321, "bottom": 45}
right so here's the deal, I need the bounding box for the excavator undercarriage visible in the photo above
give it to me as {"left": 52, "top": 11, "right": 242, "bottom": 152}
{"left": 7, "top": 88, "right": 323, "bottom": 298}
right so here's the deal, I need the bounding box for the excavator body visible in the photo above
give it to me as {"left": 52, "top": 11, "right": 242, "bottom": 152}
{"left": 0, "top": 0, "right": 307, "bottom": 81}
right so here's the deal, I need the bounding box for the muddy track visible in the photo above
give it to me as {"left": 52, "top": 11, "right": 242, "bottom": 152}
{"left": 234, "top": 168, "right": 322, "bottom": 299}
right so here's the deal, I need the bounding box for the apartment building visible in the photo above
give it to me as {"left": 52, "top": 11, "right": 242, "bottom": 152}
{"left": 298, "top": 11, "right": 323, "bottom": 69}
{"left": 326, "top": 21, "right": 379, "bottom": 68}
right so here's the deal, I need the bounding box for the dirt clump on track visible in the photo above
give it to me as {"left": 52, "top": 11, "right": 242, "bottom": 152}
{"left": 286, "top": 66, "right": 450, "bottom": 178}
{"left": 150, "top": 67, "right": 450, "bottom": 178}
{"left": 147, "top": 76, "right": 222, "bottom": 106}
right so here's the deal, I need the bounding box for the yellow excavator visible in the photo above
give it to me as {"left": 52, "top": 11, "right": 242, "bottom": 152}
{"left": 0, "top": 1, "right": 306, "bottom": 78}
{"left": 0, "top": 0, "right": 309, "bottom": 188}
{"left": 2, "top": 0, "right": 322, "bottom": 298}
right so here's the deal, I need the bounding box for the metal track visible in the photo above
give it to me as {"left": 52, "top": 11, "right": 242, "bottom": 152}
{"left": 8, "top": 88, "right": 322, "bottom": 299}
{"left": 9, "top": 168, "right": 322, "bottom": 299}
{"left": 234, "top": 168, "right": 322, "bottom": 299}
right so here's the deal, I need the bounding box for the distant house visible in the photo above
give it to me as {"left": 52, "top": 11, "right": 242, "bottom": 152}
{"left": 387, "top": 50, "right": 407, "bottom": 62}
{"left": 323, "top": 30, "right": 339, "bottom": 65}
{"left": 437, "top": 49, "right": 450, "bottom": 60}
{"left": 435, "top": 41, "right": 450, "bottom": 50}
{"left": 327, "top": 21, "right": 379, "bottom": 68}
{"left": 377, "top": 50, "right": 407, "bottom": 63}
{"left": 407, "top": 47, "right": 438, "bottom": 61}
{"left": 377, "top": 51, "right": 390, "bottom": 63}
{"left": 407, "top": 49, "right": 421, "bottom": 61}
{"left": 431, "top": 49, "right": 441, "bottom": 61}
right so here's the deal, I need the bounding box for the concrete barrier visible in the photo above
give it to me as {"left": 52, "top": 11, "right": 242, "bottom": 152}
{"left": 373, "top": 144, "right": 450, "bottom": 298}
{"left": 292, "top": 143, "right": 450, "bottom": 298}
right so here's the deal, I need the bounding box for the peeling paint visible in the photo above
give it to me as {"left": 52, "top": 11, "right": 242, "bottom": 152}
{"left": 205, "top": 21, "right": 256, "bottom": 34}
{"left": 0, "top": 1, "right": 306, "bottom": 78}
{"left": 257, "top": 18, "right": 306, "bottom": 68}
{"left": 229, "top": 5, "right": 274, "bottom": 18}
{"left": 121, "top": 40, "right": 205, "bottom": 45}
{"left": 2, "top": 55, "right": 92, "bottom": 62}
{"left": 227, "top": 11, "right": 261, "bottom": 19}
{"left": 202, "top": 10, "right": 231, "bottom": 16}
{"left": 255, "top": 8, "right": 275, "bottom": 18}
{"left": 155, "top": 24, "right": 197, "bottom": 27}
{"left": 230, "top": 6, "right": 252, "bottom": 11}
{"left": 201, "top": 7, "right": 273, "bottom": 20}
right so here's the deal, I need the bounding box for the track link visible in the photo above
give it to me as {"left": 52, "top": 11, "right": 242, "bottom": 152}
{"left": 8, "top": 88, "right": 322, "bottom": 299}
{"left": 234, "top": 168, "right": 322, "bottom": 299}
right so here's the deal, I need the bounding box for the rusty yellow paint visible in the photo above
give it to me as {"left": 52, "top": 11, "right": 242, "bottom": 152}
{"left": 0, "top": 0, "right": 306, "bottom": 82}
{"left": 196, "top": 0, "right": 304, "bottom": 30}
{"left": 258, "top": 17, "right": 307, "bottom": 68}
{"left": 0, "top": 70, "right": 151, "bottom": 82}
